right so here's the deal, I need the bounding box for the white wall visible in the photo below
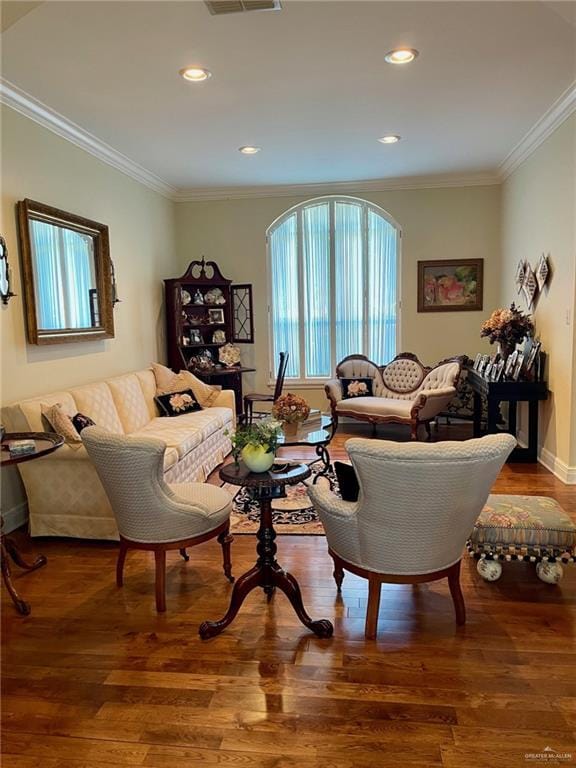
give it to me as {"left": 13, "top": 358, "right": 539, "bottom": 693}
{"left": 501, "top": 113, "right": 576, "bottom": 477}
{"left": 175, "top": 186, "right": 501, "bottom": 409}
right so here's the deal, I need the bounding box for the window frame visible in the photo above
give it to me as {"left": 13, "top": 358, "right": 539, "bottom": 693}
{"left": 266, "top": 195, "right": 402, "bottom": 386}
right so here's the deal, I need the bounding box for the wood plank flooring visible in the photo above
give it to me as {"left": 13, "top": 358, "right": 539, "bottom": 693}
{"left": 2, "top": 422, "right": 576, "bottom": 767}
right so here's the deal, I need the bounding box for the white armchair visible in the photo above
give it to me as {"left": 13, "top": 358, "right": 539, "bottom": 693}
{"left": 83, "top": 427, "right": 234, "bottom": 612}
{"left": 325, "top": 353, "right": 461, "bottom": 439}
{"left": 308, "top": 434, "right": 515, "bottom": 638}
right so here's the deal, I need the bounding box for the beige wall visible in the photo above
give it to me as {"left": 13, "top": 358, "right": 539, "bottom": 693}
{"left": 500, "top": 113, "right": 576, "bottom": 472}
{"left": 1, "top": 105, "right": 176, "bottom": 522}
{"left": 175, "top": 186, "right": 501, "bottom": 409}
{"left": 1, "top": 105, "right": 176, "bottom": 405}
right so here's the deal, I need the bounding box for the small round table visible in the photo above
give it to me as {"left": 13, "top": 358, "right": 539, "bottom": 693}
{"left": 1, "top": 431, "right": 64, "bottom": 615}
{"left": 199, "top": 461, "right": 334, "bottom": 639}
{"left": 277, "top": 415, "right": 335, "bottom": 480}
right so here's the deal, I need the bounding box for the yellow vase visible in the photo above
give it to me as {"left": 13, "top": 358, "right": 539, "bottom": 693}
{"left": 241, "top": 444, "right": 275, "bottom": 473}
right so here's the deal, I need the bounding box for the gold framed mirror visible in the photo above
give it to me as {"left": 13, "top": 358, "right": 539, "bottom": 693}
{"left": 17, "top": 199, "right": 115, "bottom": 344}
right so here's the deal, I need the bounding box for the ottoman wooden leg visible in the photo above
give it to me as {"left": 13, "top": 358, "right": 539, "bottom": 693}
{"left": 536, "top": 561, "right": 564, "bottom": 584}
{"left": 477, "top": 558, "right": 502, "bottom": 582}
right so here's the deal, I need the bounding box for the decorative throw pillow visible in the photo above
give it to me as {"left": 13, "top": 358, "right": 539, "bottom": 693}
{"left": 151, "top": 363, "right": 221, "bottom": 407}
{"left": 155, "top": 389, "right": 202, "bottom": 417}
{"left": 72, "top": 413, "right": 96, "bottom": 433}
{"left": 340, "top": 377, "right": 374, "bottom": 399}
{"left": 41, "top": 403, "right": 81, "bottom": 443}
{"left": 334, "top": 461, "right": 360, "bottom": 502}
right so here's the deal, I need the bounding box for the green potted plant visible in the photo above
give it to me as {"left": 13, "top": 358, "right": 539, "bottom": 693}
{"left": 229, "top": 419, "right": 282, "bottom": 473}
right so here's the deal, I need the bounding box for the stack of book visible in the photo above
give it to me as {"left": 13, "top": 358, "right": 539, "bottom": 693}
{"left": 9, "top": 439, "right": 36, "bottom": 457}
{"left": 303, "top": 409, "right": 322, "bottom": 427}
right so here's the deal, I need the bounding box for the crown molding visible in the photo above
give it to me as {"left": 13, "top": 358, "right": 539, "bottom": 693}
{"left": 172, "top": 173, "right": 500, "bottom": 202}
{"left": 0, "top": 78, "right": 177, "bottom": 199}
{"left": 499, "top": 81, "right": 576, "bottom": 180}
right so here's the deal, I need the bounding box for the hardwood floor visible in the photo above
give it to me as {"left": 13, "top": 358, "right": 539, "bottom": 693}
{"left": 2, "top": 422, "right": 575, "bottom": 767}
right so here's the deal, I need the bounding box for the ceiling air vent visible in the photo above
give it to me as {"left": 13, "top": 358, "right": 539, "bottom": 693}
{"left": 205, "top": 0, "right": 281, "bottom": 15}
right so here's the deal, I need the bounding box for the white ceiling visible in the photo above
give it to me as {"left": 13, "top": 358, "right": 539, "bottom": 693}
{"left": 2, "top": 1, "right": 575, "bottom": 193}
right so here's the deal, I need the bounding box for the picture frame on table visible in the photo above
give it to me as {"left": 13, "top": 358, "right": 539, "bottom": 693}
{"left": 208, "top": 308, "right": 225, "bottom": 324}
{"left": 473, "top": 353, "right": 482, "bottom": 370}
{"left": 504, "top": 350, "right": 518, "bottom": 379}
{"left": 484, "top": 362, "right": 493, "bottom": 379}
{"left": 512, "top": 353, "right": 525, "bottom": 381}
{"left": 190, "top": 328, "right": 203, "bottom": 344}
{"left": 526, "top": 340, "right": 541, "bottom": 374}
{"left": 492, "top": 359, "right": 505, "bottom": 382}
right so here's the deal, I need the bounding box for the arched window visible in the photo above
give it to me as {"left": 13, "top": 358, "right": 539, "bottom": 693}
{"left": 267, "top": 196, "right": 400, "bottom": 382}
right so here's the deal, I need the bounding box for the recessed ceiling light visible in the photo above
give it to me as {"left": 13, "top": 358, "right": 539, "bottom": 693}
{"left": 179, "top": 67, "right": 212, "bottom": 82}
{"left": 384, "top": 48, "right": 419, "bottom": 65}
{"left": 239, "top": 146, "right": 261, "bottom": 154}
{"left": 378, "top": 135, "right": 401, "bottom": 144}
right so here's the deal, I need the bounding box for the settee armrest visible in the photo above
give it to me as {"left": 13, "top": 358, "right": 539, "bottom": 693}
{"left": 412, "top": 387, "right": 456, "bottom": 421}
{"left": 325, "top": 379, "right": 343, "bottom": 406}
{"left": 211, "top": 389, "right": 236, "bottom": 422}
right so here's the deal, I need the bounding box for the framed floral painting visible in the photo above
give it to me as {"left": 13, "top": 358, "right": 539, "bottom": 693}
{"left": 417, "top": 258, "right": 483, "bottom": 312}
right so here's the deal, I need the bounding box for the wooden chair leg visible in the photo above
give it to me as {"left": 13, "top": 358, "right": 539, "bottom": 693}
{"left": 331, "top": 554, "right": 345, "bottom": 592}
{"left": 218, "top": 526, "right": 234, "bottom": 583}
{"left": 154, "top": 550, "right": 167, "bottom": 613}
{"left": 116, "top": 542, "right": 128, "bottom": 587}
{"left": 424, "top": 421, "right": 432, "bottom": 440}
{"left": 410, "top": 420, "right": 419, "bottom": 440}
{"left": 179, "top": 548, "right": 190, "bottom": 562}
{"left": 365, "top": 577, "right": 381, "bottom": 640}
{"left": 448, "top": 560, "right": 466, "bottom": 626}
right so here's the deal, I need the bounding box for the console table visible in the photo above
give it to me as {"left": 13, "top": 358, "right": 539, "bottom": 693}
{"left": 467, "top": 369, "right": 548, "bottom": 462}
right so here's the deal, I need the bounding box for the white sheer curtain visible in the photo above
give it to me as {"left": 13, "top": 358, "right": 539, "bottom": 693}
{"left": 269, "top": 197, "right": 398, "bottom": 381}
{"left": 31, "top": 220, "right": 96, "bottom": 330}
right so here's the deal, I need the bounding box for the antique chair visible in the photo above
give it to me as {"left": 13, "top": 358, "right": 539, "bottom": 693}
{"left": 308, "top": 434, "right": 515, "bottom": 639}
{"left": 83, "top": 427, "right": 234, "bottom": 612}
{"left": 243, "top": 351, "right": 289, "bottom": 424}
{"left": 325, "top": 353, "right": 461, "bottom": 439}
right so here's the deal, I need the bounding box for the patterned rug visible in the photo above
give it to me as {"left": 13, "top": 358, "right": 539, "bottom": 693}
{"left": 226, "top": 463, "right": 338, "bottom": 535}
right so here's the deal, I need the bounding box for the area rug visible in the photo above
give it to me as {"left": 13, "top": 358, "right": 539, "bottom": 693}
{"left": 226, "top": 463, "right": 339, "bottom": 535}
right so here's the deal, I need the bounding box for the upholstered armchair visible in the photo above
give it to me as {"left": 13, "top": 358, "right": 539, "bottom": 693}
{"left": 308, "top": 434, "right": 515, "bottom": 639}
{"left": 83, "top": 427, "right": 234, "bottom": 612}
{"left": 325, "top": 353, "right": 461, "bottom": 439}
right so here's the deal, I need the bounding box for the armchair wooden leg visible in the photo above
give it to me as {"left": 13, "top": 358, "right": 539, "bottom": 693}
{"left": 410, "top": 420, "right": 419, "bottom": 441}
{"left": 154, "top": 550, "right": 167, "bottom": 613}
{"left": 331, "top": 554, "right": 345, "bottom": 592}
{"left": 116, "top": 542, "right": 128, "bottom": 587}
{"left": 218, "top": 526, "right": 234, "bottom": 583}
{"left": 365, "top": 577, "right": 382, "bottom": 640}
{"left": 424, "top": 421, "right": 432, "bottom": 440}
{"left": 448, "top": 560, "right": 466, "bottom": 626}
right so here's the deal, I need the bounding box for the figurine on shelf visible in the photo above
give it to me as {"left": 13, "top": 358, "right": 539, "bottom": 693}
{"left": 181, "top": 289, "right": 192, "bottom": 306}
{"left": 190, "top": 350, "right": 215, "bottom": 373}
{"left": 212, "top": 329, "right": 226, "bottom": 343}
{"left": 193, "top": 289, "right": 204, "bottom": 305}
{"left": 190, "top": 329, "right": 203, "bottom": 344}
{"left": 205, "top": 287, "right": 225, "bottom": 305}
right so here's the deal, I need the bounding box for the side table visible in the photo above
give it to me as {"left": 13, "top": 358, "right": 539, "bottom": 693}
{"left": 200, "top": 461, "right": 334, "bottom": 639}
{"left": 467, "top": 370, "right": 548, "bottom": 462}
{"left": 1, "top": 431, "right": 64, "bottom": 614}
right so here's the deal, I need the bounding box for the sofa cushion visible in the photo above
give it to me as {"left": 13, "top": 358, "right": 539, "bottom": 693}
{"left": 168, "top": 482, "right": 232, "bottom": 522}
{"left": 151, "top": 363, "right": 221, "bottom": 408}
{"left": 70, "top": 382, "right": 124, "bottom": 434}
{"left": 470, "top": 495, "right": 576, "bottom": 551}
{"left": 18, "top": 392, "right": 78, "bottom": 433}
{"left": 132, "top": 419, "right": 203, "bottom": 459}
{"left": 108, "top": 374, "right": 151, "bottom": 433}
{"left": 336, "top": 396, "right": 413, "bottom": 419}
{"left": 135, "top": 370, "right": 158, "bottom": 421}
{"left": 163, "top": 446, "right": 179, "bottom": 472}
{"left": 340, "top": 378, "right": 374, "bottom": 399}
{"left": 155, "top": 389, "right": 202, "bottom": 417}
{"left": 382, "top": 358, "right": 425, "bottom": 393}
{"left": 41, "top": 402, "right": 82, "bottom": 443}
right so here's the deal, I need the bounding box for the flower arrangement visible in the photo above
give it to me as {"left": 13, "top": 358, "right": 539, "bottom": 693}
{"left": 480, "top": 303, "right": 534, "bottom": 353}
{"left": 272, "top": 393, "right": 310, "bottom": 424}
{"left": 228, "top": 419, "right": 282, "bottom": 465}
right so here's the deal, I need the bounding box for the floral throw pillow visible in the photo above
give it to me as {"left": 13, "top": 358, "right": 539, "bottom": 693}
{"left": 155, "top": 389, "right": 202, "bottom": 417}
{"left": 340, "top": 378, "right": 374, "bottom": 399}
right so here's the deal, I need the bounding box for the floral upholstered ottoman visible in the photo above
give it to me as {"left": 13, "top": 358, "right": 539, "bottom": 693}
{"left": 467, "top": 495, "right": 576, "bottom": 584}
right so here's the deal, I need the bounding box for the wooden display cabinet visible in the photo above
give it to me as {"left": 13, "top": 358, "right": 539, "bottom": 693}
{"left": 164, "top": 259, "right": 254, "bottom": 416}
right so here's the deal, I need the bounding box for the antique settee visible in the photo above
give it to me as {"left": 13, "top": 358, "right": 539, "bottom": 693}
{"left": 325, "top": 353, "right": 461, "bottom": 439}
{"left": 2, "top": 368, "right": 235, "bottom": 540}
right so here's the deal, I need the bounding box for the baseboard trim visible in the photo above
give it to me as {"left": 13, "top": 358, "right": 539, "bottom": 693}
{"left": 538, "top": 447, "right": 576, "bottom": 485}
{"left": 3, "top": 502, "right": 29, "bottom": 533}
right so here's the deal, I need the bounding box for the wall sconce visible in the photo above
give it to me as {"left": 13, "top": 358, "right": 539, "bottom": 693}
{"left": 0, "top": 236, "right": 16, "bottom": 305}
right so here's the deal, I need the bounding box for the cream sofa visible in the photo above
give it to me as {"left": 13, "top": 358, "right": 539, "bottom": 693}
{"left": 325, "top": 353, "right": 461, "bottom": 439}
{"left": 2, "top": 368, "right": 235, "bottom": 540}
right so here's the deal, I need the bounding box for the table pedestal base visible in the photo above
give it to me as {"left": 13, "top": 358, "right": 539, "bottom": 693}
{"left": 199, "top": 496, "right": 333, "bottom": 639}
{"left": 1, "top": 535, "right": 47, "bottom": 615}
